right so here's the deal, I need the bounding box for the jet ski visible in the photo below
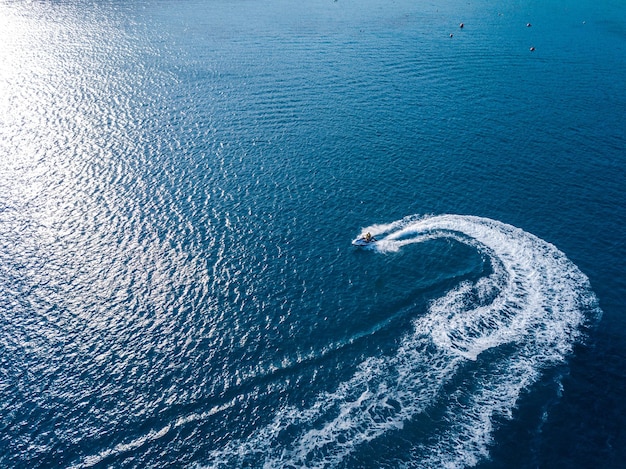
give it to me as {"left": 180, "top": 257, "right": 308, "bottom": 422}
{"left": 352, "top": 233, "right": 377, "bottom": 246}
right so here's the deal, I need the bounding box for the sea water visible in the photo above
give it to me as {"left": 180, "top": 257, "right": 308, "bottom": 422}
{"left": 0, "top": 0, "right": 624, "bottom": 467}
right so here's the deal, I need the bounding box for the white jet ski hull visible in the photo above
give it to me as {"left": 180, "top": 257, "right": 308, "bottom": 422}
{"left": 352, "top": 238, "right": 375, "bottom": 247}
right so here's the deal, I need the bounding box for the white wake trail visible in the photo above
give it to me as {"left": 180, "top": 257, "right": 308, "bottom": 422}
{"left": 204, "top": 214, "right": 601, "bottom": 468}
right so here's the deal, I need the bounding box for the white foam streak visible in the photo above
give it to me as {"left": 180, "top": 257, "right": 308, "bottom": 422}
{"left": 204, "top": 214, "right": 600, "bottom": 468}
{"left": 72, "top": 398, "right": 240, "bottom": 469}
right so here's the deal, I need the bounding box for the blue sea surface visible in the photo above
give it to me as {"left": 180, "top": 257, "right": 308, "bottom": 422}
{"left": 1, "top": 0, "right": 625, "bottom": 467}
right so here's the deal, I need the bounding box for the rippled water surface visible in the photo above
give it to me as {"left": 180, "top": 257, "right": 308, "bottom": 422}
{"left": 1, "top": 0, "right": 625, "bottom": 467}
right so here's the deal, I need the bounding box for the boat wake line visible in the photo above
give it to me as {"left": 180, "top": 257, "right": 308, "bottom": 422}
{"left": 204, "top": 214, "right": 602, "bottom": 468}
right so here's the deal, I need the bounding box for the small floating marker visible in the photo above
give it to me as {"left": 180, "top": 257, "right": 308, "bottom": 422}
{"left": 459, "top": 22, "right": 464, "bottom": 28}
{"left": 526, "top": 23, "right": 532, "bottom": 27}
{"left": 450, "top": 33, "right": 454, "bottom": 38}
{"left": 530, "top": 46, "right": 535, "bottom": 51}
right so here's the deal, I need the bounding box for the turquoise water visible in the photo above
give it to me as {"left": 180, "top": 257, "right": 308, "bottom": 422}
{"left": 1, "top": 0, "right": 624, "bottom": 467}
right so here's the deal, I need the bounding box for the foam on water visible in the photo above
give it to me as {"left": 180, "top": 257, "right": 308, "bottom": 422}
{"left": 202, "top": 214, "right": 601, "bottom": 468}
{"left": 71, "top": 398, "right": 242, "bottom": 469}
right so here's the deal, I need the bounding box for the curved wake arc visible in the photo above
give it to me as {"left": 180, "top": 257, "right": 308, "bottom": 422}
{"left": 205, "top": 214, "right": 601, "bottom": 468}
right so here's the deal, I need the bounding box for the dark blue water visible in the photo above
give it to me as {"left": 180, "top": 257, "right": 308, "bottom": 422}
{"left": 1, "top": 0, "right": 624, "bottom": 467}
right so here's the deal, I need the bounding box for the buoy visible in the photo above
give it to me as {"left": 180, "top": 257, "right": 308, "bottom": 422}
{"left": 450, "top": 33, "right": 454, "bottom": 38}
{"left": 530, "top": 46, "right": 535, "bottom": 51}
{"left": 459, "top": 22, "right": 464, "bottom": 28}
{"left": 527, "top": 23, "right": 532, "bottom": 27}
